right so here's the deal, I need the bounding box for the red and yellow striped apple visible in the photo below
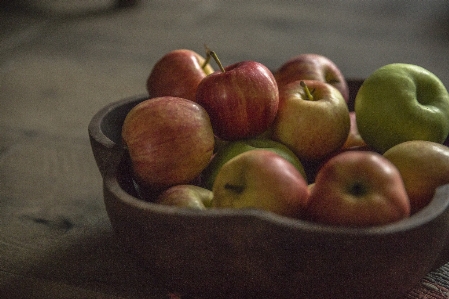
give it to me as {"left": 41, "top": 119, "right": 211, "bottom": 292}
{"left": 122, "top": 96, "right": 215, "bottom": 192}
{"left": 146, "top": 49, "right": 214, "bottom": 102}
{"left": 196, "top": 60, "right": 279, "bottom": 141}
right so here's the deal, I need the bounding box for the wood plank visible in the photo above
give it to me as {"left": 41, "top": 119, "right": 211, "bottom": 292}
{"left": 0, "top": 131, "right": 168, "bottom": 298}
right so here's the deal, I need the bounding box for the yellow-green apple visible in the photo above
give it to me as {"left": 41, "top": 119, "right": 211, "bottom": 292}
{"left": 272, "top": 80, "right": 350, "bottom": 161}
{"left": 274, "top": 53, "right": 349, "bottom": 103}
{"left": 383, "top": 140, "right": 449, "bottom": 214}
{"left": 121, "top": 96, "right": 215, "bottom": 192}
{"left": 342, "top": 111, "right": 369, "bottom": 150}
{"left": 202, "top": 138, "right": 307, "bottom": 190}
{"left": 355, "top": 63, "right": 449, "bottom": 153}
{"left": 155, "top": 184, "right": 213, "bottom": 209}
{"left": 212, "top": 149, "right": 310, "bottom": 219}
{"left": 195, "top": 60, "right": 279, "bottom": 140}
{"left": 306, "top": 151, "right": 410, "bottom": 227}
{"left": 146, "top": 49, "right": 214, "bottom": 102}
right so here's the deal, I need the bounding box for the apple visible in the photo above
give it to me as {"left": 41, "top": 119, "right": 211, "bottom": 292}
{"left": 342, "top": 111, "right": 369, "bottom": 150}
{"left": 211, "top": 149, "right": 310, "bottom": 218}
{"left": 355, "top": 63, "right": 449, "bottom": 153}
{"left": 202, "top": 138, "right": 307, "bottom": 190}
{"left": 383, "top": 140, "right": 449, "bottom": 214}
{"left": 146, "top": 49, "right": 214, "bottom": 102}
{"left": 155, "top": 184, "right": 213, "bottom": 210}
{"left": 271, "top": 80, "right": 350, "bottom": 161}
{"left": 195, "top": 57, "right": 279, "bottom": 141}
{"left": 121, "top": 96, "right": 215, "bottom": 192}
{"left": 302, "top": 142, "right": 374, "bottom": 185}
{"left": 306, "top": 151, "right": 410, "bottom": 227}
{"left": 273, "top": 53, "right": 349, "bottom": 103}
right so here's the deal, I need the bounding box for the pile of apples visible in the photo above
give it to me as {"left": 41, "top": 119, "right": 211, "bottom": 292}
{"left": 121, "top": 47, "right": 449, "bottom": 227}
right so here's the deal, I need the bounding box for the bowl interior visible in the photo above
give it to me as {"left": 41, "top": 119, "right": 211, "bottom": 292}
{"left": 100, "top": 95, "right": 147, "bottom": 145}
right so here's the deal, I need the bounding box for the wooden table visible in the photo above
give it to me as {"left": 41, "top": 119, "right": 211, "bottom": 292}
{"left": 1, "top": 1, "right": 449, "bottom": 298}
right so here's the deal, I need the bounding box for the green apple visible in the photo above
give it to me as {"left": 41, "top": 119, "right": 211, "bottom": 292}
{"left": 211, "top": 149, "right": 310, "bottom": 219}
{"left": 155, "top": 184, "right": 213, "bottom": 209}
{"left": 202, "top": 138, "right": 307, "bottom": 190}
{"left": 355, "top": 63, "right": 449, "bottom": 153}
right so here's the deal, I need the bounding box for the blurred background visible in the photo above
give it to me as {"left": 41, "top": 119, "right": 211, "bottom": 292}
{"left": 1, "top": 0, "right": 449, "bottom": 139}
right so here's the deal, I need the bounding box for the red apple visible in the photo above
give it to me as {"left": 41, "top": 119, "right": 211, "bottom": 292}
{"left": 306, "top": 151, "right": 410, "bottom": 227}
{"left": 196, "top": 60, "right": 279, "bottom": 141}
{"left": 212, "top": 149, "right": 310, "bottom": 219}
{"left": 303, "top": 143, "right": 375, "bottom": 185}
{"left": 121, "top": 96, "right": 215, "bottom": 192}
{"left": 272, "top": 80, "right": 350, "bottom": 161}
{"left": 342, "top": 111, "right": 369, "bottom": 150}
{"left": 274, "top": 53, "right": 349, "bottom": 103}
{"left": 383, "top": 140, "right": 449, "bottom": 214}
{"left": 146, "top": 49, "right": 214, "bottom": 102}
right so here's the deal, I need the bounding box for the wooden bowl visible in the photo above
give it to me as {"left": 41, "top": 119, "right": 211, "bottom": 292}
{"left": 89, "top": 81, "right": 449, "bottom": 299}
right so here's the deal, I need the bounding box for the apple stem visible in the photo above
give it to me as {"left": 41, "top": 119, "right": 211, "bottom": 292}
{"left": 202, "top": 52, "right": 211, "bottom": 71}
{"left": 300, "top": 81, "right": 314, "bottom": 101}
{"left": 204, "top": 45, "right": 226, "bottom": 73}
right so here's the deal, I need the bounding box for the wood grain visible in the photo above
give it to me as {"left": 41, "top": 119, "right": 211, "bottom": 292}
{"left": 0, "top": 130, "right": 167, "bottom": 298}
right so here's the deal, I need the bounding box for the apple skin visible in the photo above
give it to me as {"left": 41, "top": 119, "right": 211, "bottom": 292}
{"left": 196, "top": 61, "right": 279, "bottom": 141}
{"left": 355, "top": 63, "right": 449, "bottom": 153}
{"left": 306, "top": 151, "right": 410, "bottom": 227}
{"left": 212, "top": 149, "right": 310, "bottom": 219}
{"left": 383, "top": 140, "right": 449, "bottom": 214}
{"left": 302, "top": 143, "right": 374, "bottom": 185}
{"left": 274, "top": 53, "right": 349, "bottom": 103}
{"left": 146, "top": 49, "right": 214, "bottom": 102}
{"left": 272, "top": 79, "right": 350, "bottom": 162}
{"left": 155, "top": 184, "right": 213, "bottom": 209}
{"left": 202, "top": 138, "right": 307, "bottom": 190}
{"left": 342, "top": 111, "right": 368, "bottom": 150}
{"left": 121, "top": 96, "right": 215, "bottom": 192}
